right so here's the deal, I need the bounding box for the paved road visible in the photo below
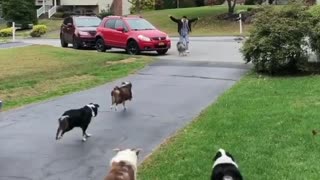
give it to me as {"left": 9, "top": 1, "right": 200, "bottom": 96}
{"left": 0, "top": 41, "right": 31, "bottom": 49}
{"left": 0, "top": 37, "right": 250, "bottom": 180}
{"left": 20, "top": 37, "right": 244, "bottom": 63}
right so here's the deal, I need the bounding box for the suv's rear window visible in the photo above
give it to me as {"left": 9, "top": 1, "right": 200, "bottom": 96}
{"left": 74, "top": 17, "right": 101, "bottom": 27}
{"left": 126, "top": 19, "right": 156, "bottom": 30}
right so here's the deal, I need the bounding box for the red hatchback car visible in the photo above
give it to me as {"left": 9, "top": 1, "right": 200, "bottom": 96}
{"left": 95, "top": 16, "right": 171, "bottom": 55}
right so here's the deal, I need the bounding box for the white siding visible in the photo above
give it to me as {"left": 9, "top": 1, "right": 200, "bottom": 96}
{"left": 97, "top": 0, "right": 113, "bottom": 12}
{"left": 122, "top": 0, "right": 131, "bottom": 15}
{"left": 60, "top": 0, "right": 99, "bottom": 6}
{"left": 35, "top": 0, "right": 53, "bottom": 6}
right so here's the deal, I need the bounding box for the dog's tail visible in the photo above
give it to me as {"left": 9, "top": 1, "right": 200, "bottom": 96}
{"left": 111, "top": 87, "right": 121, "bottom": 105}
{"left": 58, "top": 115, "right": 69, "bottom": 123}
{"left": 56, "top": 115, "right": 69, "bottom": 140}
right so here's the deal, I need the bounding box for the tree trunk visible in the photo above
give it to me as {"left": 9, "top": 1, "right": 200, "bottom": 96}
{"left": 136, "top": 0, "right": 140, "bottom": 13}
{"left": 227, "top": 0, "right": 237, "bottom": 15}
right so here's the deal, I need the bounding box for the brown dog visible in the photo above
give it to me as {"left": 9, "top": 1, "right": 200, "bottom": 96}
{"left": 104, "top": 148, "right": 141, "bottom": 180}
{"left": 110, "top": 82, "right": 132, "bottom": 111}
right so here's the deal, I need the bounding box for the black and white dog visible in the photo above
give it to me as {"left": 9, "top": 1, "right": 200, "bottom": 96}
{"left": 55, "top": 103, "right": 100, "bottom": 142}
{"left": 211, "top": 149, "right": 243, "bottom": 180}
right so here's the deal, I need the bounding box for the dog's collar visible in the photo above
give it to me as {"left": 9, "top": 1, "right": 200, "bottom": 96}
{"left": 86, "top": 104, "right": 96, "bottom": 117}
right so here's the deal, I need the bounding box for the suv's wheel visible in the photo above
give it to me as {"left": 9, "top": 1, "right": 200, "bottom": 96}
{"left": 96, "top": 38, "right": 107, "bottom": 52}
{"left": 72, "top": 37, "right": 81, "bottom": 49}
{"left": 126, "top": 40, "right": 140, "bottom": 55}
{"left": 157, "top": 49, "right": 168, "bottom": 55}
{"left": 60, "top": 34, "right": 68, "bottom": 48}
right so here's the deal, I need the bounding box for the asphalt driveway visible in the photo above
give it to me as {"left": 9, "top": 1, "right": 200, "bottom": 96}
{"left": 0, "top": 37, "right": 250, "bottom": 180}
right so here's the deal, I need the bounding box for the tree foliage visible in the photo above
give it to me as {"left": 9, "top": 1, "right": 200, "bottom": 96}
{"left": 128, "top": 0, "right": 155, "bottom": 13}
{"left": 2, "top": 0, "right": 37, "bottom": 25}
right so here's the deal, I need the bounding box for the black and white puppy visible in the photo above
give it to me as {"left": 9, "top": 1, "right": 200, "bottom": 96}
{"left": 211, "top": 148, "right": 243, "bottom": 180}
{"left": 55, "top": 103, "right": 100, "bottom": 142}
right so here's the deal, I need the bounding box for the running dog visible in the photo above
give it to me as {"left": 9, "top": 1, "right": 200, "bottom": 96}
{"left": 211, "top": 148, "right": 243, "bottom": 180}
{"left": 104, "top": 148, "right": 141, "bottom": 180}
{"left": 110, "top": 82, "right": 132, "bottom": 111}
{"left": 55, "top": 103, "right": 100, "bottom": 142}
{"left": 177, "top": 41, "right": 187, "bottom": 56}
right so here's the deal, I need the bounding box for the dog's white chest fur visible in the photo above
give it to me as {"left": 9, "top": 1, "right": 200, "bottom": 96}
{"left": 86, "top": 104, "right": 96, "bottom": 117}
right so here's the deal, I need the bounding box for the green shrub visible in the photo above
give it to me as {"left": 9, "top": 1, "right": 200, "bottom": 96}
{"left": 30, "top": 25, "right": 47, "bottom": 37}
{"left": 308, "top": 5, "right": 320, "bottom": 18}
{"left": 241, "top": 5, "right": 313, "bottom": 75}
{"left": 0, "top": 27, "right": 13, "bottom": 37}
{"left": 98, "top": 9, "right": 113, "bottom": 19}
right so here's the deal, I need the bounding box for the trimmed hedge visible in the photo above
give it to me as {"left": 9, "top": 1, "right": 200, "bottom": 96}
{"left": 0, "top": 27, "right": 13, "bottom": 37}
{"left": 30, "top": 25, "right": 47, "bottom": 37}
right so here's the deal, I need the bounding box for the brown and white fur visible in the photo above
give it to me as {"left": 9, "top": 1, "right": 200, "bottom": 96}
{"left": 104, "top": 148, "right": 141, "bottom": 180}
{"left": 110, "top": 82, "right": 132, "bottom": 111}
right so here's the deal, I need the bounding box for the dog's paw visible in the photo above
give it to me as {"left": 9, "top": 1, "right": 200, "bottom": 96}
{"left": 82, "top": 137, "right": 87, "bottom": 142}
{"left": 85, "top": 133, "right": 92, "bottom": 137}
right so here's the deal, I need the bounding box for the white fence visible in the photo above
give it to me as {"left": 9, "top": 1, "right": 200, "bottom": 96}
{"left": 37, "top": 6, "right": 46, "bottom": 18}
{"left": 48, "top": 6, "right": 57, "bottom": 18}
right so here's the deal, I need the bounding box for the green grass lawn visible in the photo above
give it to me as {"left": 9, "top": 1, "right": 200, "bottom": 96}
{"left": 0, "top": 45, "right": 152, "bottom": 111}
{"left": 0, "top": 18, "right": 63, "bottom": 39}
{"left": 139, "top": 73, "right": 320, "bottom": 179}
{"left": 0, "top": 5, "right": 253, "bottom": 39}
{"left": 38, "top": 18, "right": 63, "bottom": 32}
{"left": 41, "top": 5, "right": 254, "bottom": 38}
{"left": 141, "top": 5, "right": 254, "bottom": 36}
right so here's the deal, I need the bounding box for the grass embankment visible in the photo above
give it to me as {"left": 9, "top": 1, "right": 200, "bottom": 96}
{"left": 139, "top": 73, "right": 320, "bottom": 179}
{"left": 142, "top": 5, "right": 254, "bottom": 36}
{"left": 0, "top": 45, "right": 152, "bottom": 110}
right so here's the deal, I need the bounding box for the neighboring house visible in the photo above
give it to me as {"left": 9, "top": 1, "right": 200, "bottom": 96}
{"left": 36, "top": 0, "right": 132, "bottom": 18}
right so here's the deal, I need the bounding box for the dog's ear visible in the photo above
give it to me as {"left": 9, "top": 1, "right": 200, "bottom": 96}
{"left": 213, "top": 151, "right": 222, "bottom": 162}
{"left": 94, "top": 104, "right": 100, "bottom": 108}
{"left": 226, "top": 151, "right": 235, "bottom": 162}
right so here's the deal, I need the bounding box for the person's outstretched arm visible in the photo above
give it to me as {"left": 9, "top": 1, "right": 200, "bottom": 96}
{"left": 169, "top": 15, "right": 179, "bottom": 23}
{"left": 189, "top": 17, "right": 200, "bottom": 23}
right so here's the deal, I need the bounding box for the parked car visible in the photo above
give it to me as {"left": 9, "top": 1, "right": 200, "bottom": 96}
{"left": 60, "top": 15, "right": 101, "bottom": 49}
{"left": 95, "top": 15, "right": 171, "bottom": 55}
